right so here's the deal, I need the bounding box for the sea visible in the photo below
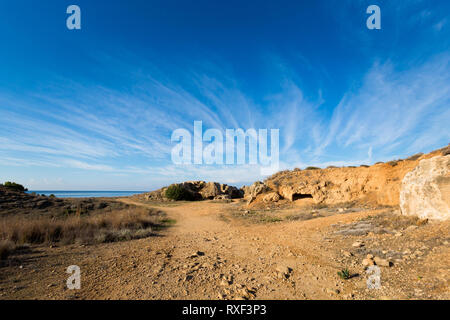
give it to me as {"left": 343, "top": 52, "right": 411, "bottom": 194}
{"left": 26, "top": 191, "right": 144, "bottom": 198}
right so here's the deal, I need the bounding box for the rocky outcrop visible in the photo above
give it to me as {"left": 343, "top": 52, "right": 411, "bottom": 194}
{"left": 242, "top": 181, "right": 269, "bottom": 198}
{"left": 400, "top": 156, "right": 450, "bottom": 220}
{"left": 262, "top": 148, "right": 449, "bottom": 206}
{"left": 143, "top": 181, "right": 243, "bottom": 201}
{"left": 0, "top": 186, "right": 125, "bottom": 215}
{"left": 242, "top": 181, "right": 270, "bottom": 204}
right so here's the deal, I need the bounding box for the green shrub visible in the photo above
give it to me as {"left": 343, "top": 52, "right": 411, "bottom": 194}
{"left": 337, "top": 268, "right": 351, "bottom": 280}
{"left": 387, "top": 160, "right": 399, "bottom": 167}
{"left": 305, "top": 166, "right": 321, "bottom": 170}
{"left": 442, "top": 145, "right": 450, "bottom": 156}
{"left": 165, "top": 185, "right": 193, "bottom": 201}
{"left": 3, "top": 181, "right": 28, "bottom": 192}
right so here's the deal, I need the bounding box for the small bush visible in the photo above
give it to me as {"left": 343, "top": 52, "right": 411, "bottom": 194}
{"left": 165, "top": 185, "right": 193, "bottom": 201}
{"left": 387, "top": 160, "right": 398, "bottom": 167}
{"left": 305, "top": 166, "right": 321, "bottom": 170}
{"left": 338, "top": 268, "right": 351, "bottom": 280}
{"left": 0, "top": 240, "right": 15, "bottom": 260}
{"left": 3, "top": 181, "right": 28, "bottom": 192}
{"left": 406, "top": 153, "right": 423, "bottom": 161}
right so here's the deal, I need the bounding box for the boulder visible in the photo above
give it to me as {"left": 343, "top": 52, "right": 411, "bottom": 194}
{"left": 263, "top": 192, "right": 280, "bottom": 203}
{"left": 242, "top": 181, "right": 269, "bottom": 198}
{"left": 400, "top": 156, "right": 450, "bottom": 220}
{"left": 199, "top": 182, "right": 221, "bottom": 199}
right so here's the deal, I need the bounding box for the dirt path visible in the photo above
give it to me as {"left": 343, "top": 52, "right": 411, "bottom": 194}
{"left": 0, "top": 200, "right": 448, "bottom": 300}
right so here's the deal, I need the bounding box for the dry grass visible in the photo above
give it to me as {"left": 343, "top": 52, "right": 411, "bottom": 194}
{"left": 0, "top": 240, "right": 15, "bottom": 260}
{"left": 405, "top": 153, "right": 424, "bottom": 161}
{"left": 305, "top": 166, "right": 321, "bottom": 170}
{"left": 441, "top": 145, "right": 450, "bottom": 156}
{"left": 0, "top": 207, "right": 165, "bottom": 255}
{"left": 362, "top": 211, "right": 425, "bottom": 230}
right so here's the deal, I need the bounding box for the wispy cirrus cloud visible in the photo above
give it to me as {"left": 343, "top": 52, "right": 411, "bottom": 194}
{"left": 1, "top": 51, "right": 449, "bottom": 190}
{"left": 312, "top": 54, "right": 450, "bottom": 161}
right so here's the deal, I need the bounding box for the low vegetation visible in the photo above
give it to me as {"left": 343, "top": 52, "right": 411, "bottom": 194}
{"left": 305, "top": 166, "right": 321, "bottom": 170}
{"left": 0, "top": 240, "right": 15, "bottom": 260}
{"left": 2, "top": 181, "right": 27, "bottom": 192}
{"left": 406, "top": 153, "right": 424, "bottom": 161}
{"left": 0, "top": 207, "right": 167, "bottom": 259}
{"left": 165, "top": 184, "right": 194, "bottom": 201}
{"left": 337, "top": 268, "right": 351, "bottom": 280}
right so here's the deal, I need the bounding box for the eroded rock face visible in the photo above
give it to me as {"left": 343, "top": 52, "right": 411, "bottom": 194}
{"left": 263, "top": 192, "right": 280, "bottom": 203}
{"left": 400, "top": 156, "right": 450, "bottom": 220}
{"left": 242, "top": 181, "right": 269, "bottom": 199}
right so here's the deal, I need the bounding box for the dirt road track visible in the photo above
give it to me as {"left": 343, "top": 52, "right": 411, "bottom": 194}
{"left": 1, "top": 200, "right": 448, "bottom": 300}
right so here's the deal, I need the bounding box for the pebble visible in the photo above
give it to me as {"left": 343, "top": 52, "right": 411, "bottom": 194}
{"left": 326, "top": 288, "right": 340, "bottom": 295}
{"left": 342, "top": 251, "right": 353, "bottom": 257}
{"left": 362, "top": 258, "right": 375, "bottom": 266}
{"left": 352, "top": 241, "right": 364, "bottom": 248}
{"left": 374, "top": 257, "right": 391, "bottom": 267}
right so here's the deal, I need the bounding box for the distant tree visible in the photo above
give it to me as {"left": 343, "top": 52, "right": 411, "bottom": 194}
{"left": 3, "top": 181, "right": 28, "bottom": 192}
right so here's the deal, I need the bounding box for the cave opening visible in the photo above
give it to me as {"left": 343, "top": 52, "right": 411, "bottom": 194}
{"left": 292, "top": 193, "right": 313, "bottom": 201}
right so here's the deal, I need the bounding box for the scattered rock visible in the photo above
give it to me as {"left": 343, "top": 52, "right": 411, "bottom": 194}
{"left": 362, "top": 258, "right": 375, "bottom": 266}
{"left": 326, "top": 288, "right": 340, "bottom": 295}
{"left": 342, "top": 250, "right": 353, "bottom": 257}
{"left": 374, "top": 257, "right": 392, "bottom": 267}
{"left": 352, "top": 241, "right": 364, "bottom": 248}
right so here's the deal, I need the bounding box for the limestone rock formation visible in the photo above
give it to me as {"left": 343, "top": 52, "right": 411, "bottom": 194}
{"left": 261, "top": 146, "right": 448, "bottom": 207}
{"left": 263, "top": 192, "right": 280, "bottom": 203}
{"left": 400, "top": 156, "right": 450, "bottom": 220}
{"left": 242, "top": 181, "right": 269, "bottom": 199}
{"left": 142, "top": 181, "right": 243, "bottom": 201}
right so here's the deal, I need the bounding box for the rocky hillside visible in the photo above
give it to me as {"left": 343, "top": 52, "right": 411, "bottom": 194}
{"left": 136, "top": 145, "right": 449, "bottom": 220}
{"left": 243, "top": 145, "right": 449, "bottom": 210}
{"left": 0, "top": 186, "right": 130, "bottom": 217}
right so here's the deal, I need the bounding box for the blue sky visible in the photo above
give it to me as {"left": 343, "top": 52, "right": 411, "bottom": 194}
{"left": 0, "top": 0, "right": 449, "bottom": 190}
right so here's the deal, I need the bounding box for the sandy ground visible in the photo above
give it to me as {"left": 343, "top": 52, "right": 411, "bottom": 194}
{"left": 0, "top": 199, "right": 448, "bottom": 300}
